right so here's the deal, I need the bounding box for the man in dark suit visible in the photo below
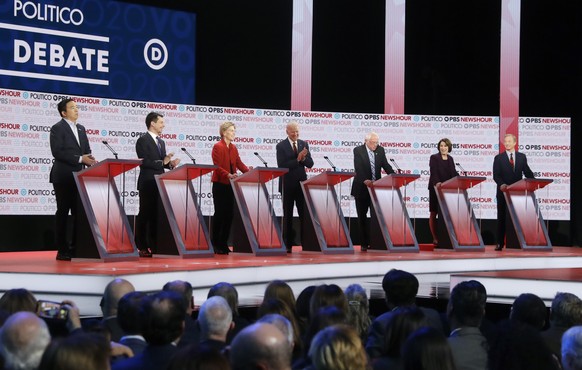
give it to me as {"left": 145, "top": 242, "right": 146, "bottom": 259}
{"left": 492, "top": 133, "right": 534, "bottom": 251}
{"left": 135, "top": 112, "right": 180, "bottom": 257}
{"left": 50, "top": 98, "right": 97, "bottom": 261}
{"left": 351, "top": 132, "right": 394, "bottom": 251}
{"left": 276, "top": 122, "right": 314, "bottom": 252}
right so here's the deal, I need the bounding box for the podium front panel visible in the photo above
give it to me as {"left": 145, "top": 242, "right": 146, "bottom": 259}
{"left": 238, "top": 183, "right": 282, "bottom": 250}
{"left": 441, "top": 191, "right": 482, "bottom": 247}
{"left": 372, "top": 187, "right": 417, "bottom": 248}
{"left": 505, "top": 192, "right": 551, "bottom": 249}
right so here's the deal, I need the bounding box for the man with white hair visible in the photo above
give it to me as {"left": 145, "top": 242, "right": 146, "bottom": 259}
{"left": 230, "top": 322, "right": 292, "bottom": 370}
{"left": 351, "top": 132, "right": 394, "bottom": 251}
{"left": 562, "top": 326, "right": 582, "bottom": 370}
{"left": 198, "top": 296, "right": 233, "bottom": 352}
{"left": 0, "top": 312, "right": 51, "bottom": 370}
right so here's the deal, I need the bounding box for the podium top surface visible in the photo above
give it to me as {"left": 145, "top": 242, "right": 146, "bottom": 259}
{"left": 506, "top": 178, "right": 553, "bottom": 192}
{"left": 440, "top": 175, "right": 486, "bottom": 190}
{"left": 232, "top": 167, "right": 289, "bottom": 184}
{"left": 372, "top": 173, "right": 420, "bottom": 188}
{"left": 302, "top": 171, "right": 355, "bottom": 186}
{"left": 77, "top": 158, "right": 141, "bottom": 179}
{"left": 158, "top": 164, "right": 217, "bottom": 181}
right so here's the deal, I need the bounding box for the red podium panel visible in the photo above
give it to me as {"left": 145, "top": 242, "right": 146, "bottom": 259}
{"left": 74, "top": 159, "right": 141, "bottom": 261}
{"left": 231, "top": 167, "right": 288, "bottom": 256}
{"left": 504, "top": 178, "right": 553, "bottom": 251}
{"left": 155, "top": 164, "right": 217, "bottom": 258}
{"left": 436, "top": 176, "right": 486, "bottom": 251}
{"left": 301, "top": 171, "right": 354, "bottom": 254}
{"left": 369, "top": 174, "right": 420, "bottom": 252}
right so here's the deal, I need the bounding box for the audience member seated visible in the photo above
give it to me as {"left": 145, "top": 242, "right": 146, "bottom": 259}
{"left": 562, "top": 325, "right": 582, "bottom": 370}
{"left": 258, "top": 314, "right": 295, "bottom": 356}
{"left": 163, "top": 280, "right": 197, "bottom": 347}
{"left": 38, "top": 332, "right": 111, "bottom": 370}
{"left": 308, "top": 324, "right": 369, "bottom": 370}
{"left": 199, "top": 296, "right": 233, "bottom": 352}
{"left": 117, "top": 291, "right": 148, "bottom": 356}
{"left": 100, "top": 279, "right": 135, "bottom": 342}
{"left": 168, "top": 343, "right": 231, "bottom": 370}
{"left": 542, "top": 292, "right": 582, "bottom": 362}
{"left": 264, "top": 280, "right": 298, "bottom": 318}
{"left": 309, "top": 284, "right": 348, "bottom": 319}
{"left": 366, "top": 269, "right": 443, "bottom": 359}
{"left": 0, "top": 289, "right": 37, "bottom": 315}
{"left": 230, "top": 322, "right": 292, "bottom": 370}
{"left": 0, "top": 311, "right": 51, "bottom": 370}
{"left": 402, "top": 327, "right": 456, "bottom": 370}
{"left": 208, "top": 282, "right": 250, "bottom": 344}
{"left": 344, "top": 284, "right": 372, "bottom": 343}
{"left": 447, "top": 280, "right": 488, "bottom": 370}
{"left": 112, "top": 291, "right": 185, "bottom": 370}
{"left": 258, "top": 298, "right": 302, "bottom": 358}
{"left": 295, "top": 286, "right": 316, "bottom": 335}
{"left": 510, "top": 292, "right": 548, "bottom": 331}
{"left": 372, "top": 306, "right": 426, "bottom": 370}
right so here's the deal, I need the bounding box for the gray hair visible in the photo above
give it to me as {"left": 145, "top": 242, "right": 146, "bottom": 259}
{"left": 562, "top": 326, "right": 582, "bottom": 370}
{"left": 258, "top": 313, "right": 294, "bottom": 346}
{"left": 551, "top": 292, "right": 582, "bottom": 328}
{"left": 0, "top": 312, "right": 51, "bottom": 370}
{"left": 199, "top": 296, "right": 232, "bottom": 338}
{"left": 365, "top": 132, "right": 379, "bottom": 141}
{"left": 344, "top": 284, "right": 371, "bottom": 340}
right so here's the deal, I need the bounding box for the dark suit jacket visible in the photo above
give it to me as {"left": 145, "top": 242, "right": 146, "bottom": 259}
{"left": 111, "top": 343, "right": 178, "bottom": 370}
{"left": 448, "top": 327, "right": 489, "bottom": 370}
{"left": 49, "top": 119, "right": 91, "bottom": 185}
{"left": 118, "top": 336, "right": 147, "bottom": 356}
{"left": 211, "top": 139, "right": 249, "bottom": 184}
{"left": 276, "top": 138, "right": 314, "bottom": 192}
{"left": 103, "top": 316, "right": 124, "bottom": 342}
{"left": 351, "top": 144, "right": 394, "bottom": 199}
{"left": 492, "top": 151, "right": 534, "bottom": 197}
{"left": 136, "top": 133, "right": 170, "bottom": 191}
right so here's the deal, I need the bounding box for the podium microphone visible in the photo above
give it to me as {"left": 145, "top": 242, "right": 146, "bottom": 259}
{"left": 102, "top": 140, "right": 118, "bottom": 159}
{"left": 181, "top": 147, "right": 196, "bottom": 164}
{"left": 455, "top": 162, "right": 468, "bottom": 176}
{"left": 254, "top": 152, "right": 268, "bottom": 167}
{"left": 389, "top": 158, "right": 403, "bottom": 173}
{"left": 323, "top": 156, "right": 337, "bottom": 172}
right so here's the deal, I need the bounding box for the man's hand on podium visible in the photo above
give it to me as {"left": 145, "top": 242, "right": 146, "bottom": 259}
{"left": 81, "top": 154, "right": 97, "bottom": 166}
{"left": 364, "top": 179, "right": 373, "bottom": 187}
{"left": 500, "top": 184, "right": 508, "bottom": 192}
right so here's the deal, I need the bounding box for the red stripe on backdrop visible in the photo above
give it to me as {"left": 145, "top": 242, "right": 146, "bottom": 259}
{"left": 384, "top": 0, "right": 406, "bottom": 114}
{"left": 291, "top": 0, "right": 313, "bottom": 111}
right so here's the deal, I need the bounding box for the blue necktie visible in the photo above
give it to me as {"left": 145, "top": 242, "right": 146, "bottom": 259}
{"left": 156, "top": 137, "right": 163, "bottom": 157}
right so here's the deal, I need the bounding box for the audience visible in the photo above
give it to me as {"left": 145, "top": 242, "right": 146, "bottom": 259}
{"left": 38, "top": 332, "right": 111, "bottom": 370}
{"left": 230, "top": 322, "right": 292, "bottom": 370}
{"left": 258, "top": 298, "right": 302, "bottom": 357}
{"left": 510, "top": 292, "right": 548, "bottom": 331}
{"left": 258, "top": 314, "right": 295, "bottom": 354}
{"left": 163, "top": 280, "right": 197, "bottom": 347}
{"left": 117, "top": 291, "right": 148, "bottom": 356}
{"left": 402, "top": 327, "right": 457, "bottom": 370}
{"left": 542, "top": 292, "right": 582, "bottom": 361}
{"left": 308, "top": 324, "right": 370, "bottom": 370}
{"left": 562, "top": 325, "right": 582, "bottom": 370}
{"left": 0, "top": 289, "right": 37, "bottom": 315}
{"left": 100, "top": 279, "right": 136, "bottom": 342}
{"left": 0, "top": 311, "right": 51, "bottom": 370}
{"left": 198, "top": 296, "right": 233, "bottom": 352}
{"left": 208, "top": 282, "right": 250, "bottom": 343}
{"left": 168, "top": 343, "right": 231, "bottom": 370}
{"left": 344, "top": 284, "right": 372, "bottom": 343}
{"left": 309, "top": 284, "right": 348, "bottom": 319}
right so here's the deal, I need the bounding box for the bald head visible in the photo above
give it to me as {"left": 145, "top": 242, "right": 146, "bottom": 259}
{"left": 231, "top": 322, "right": 292, "bottom": 370}
{"left": 0, "top": 312, "right": 51, "bottom": 370}
{"left": 102, "top": 278, "right": 135, "bottom": 317}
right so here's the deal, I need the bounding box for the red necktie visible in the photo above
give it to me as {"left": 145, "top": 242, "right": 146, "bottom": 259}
{"left": 293, "top": 141, "right": 298, "bottom": 156}
{"left": 509, "top": 153, "right": 514, "bottom": 170}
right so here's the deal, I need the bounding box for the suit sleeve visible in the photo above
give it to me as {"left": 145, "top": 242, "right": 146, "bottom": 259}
{"left": 50, "top": 123, "right": 82, "bottom": 165}
{"left": 276, "top": 142, "right": 301, "bottom": 169}
{"left": 492, "top": 155, "right": 504, "bottom": 187}
{"left": 235, "top": 146, "right": 249, "bottom": 173}
{"left": 78, "top": 125, "right": 92, "bottom": 156}
{"left": 302, "top": 142, "right": 314, "bottom": 168}
{"left": 378, "top": 148, "right": 394, "bottom": 175}
{"left": 365, "top": 316, "right": 387, "bottom": 359}
{"left": 136, "top": 137, "right": 164, "bottom": 171}
{"left": 522, "top": 155, "right": 535, "bottom": 179}
{"left": 212, "top": 144, "right": 230, "bottom": 180}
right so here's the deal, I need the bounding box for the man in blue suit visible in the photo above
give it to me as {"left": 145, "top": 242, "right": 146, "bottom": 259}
{"left": 276, "top": 122, "right": 314, "bottom": 252}
{"left": 50, "top": 98, "right": 96, "bottom": 261}
{"left": 492, "top": 133, "right": 535, "bottom": 251}
{"left": 135, "top": 112, "right": 180, "bottom": 257}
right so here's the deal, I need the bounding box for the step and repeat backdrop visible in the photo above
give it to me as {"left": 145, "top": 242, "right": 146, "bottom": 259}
{"left": 0, "top": 88, "right": 571, "bottom": 220}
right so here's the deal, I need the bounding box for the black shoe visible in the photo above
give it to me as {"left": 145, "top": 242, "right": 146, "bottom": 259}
{"left": 286, "top": 248, "right": 292, "bottom": 253}
{"left": 138, "top": 248, "right": 153, "bottom": 258}
{"left": 215, "top": 248, "right": 229, "bottom": 255}
{"left": 56, "top": 252, "right": 72, "bottom": 261}
{"left": 495, "top": 245, "right": 503, "bottom": 251}
{"left": 361, "top": 245, "right": 368, "bottom": 252}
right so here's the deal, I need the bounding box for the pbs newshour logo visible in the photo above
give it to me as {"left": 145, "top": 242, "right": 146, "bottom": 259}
{"left": 144, "top": 39, "right": 168, "bottom": 70}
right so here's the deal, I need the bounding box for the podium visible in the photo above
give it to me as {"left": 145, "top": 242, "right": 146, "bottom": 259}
{"left": 301, "top": 171, "right": 355, "bottom": 254}
{"left": 435, "top": 176, "right": 486, "bottom": 251}
{"left": 155, "top": 164, "right": 217, "bottom": 257}
{"left": 231, "top": 167, "right": 288, "bottom": 256}
{"left": 74, "top": 159, "right": 141, "bottom": 261}
{"left": 504, "top": 178, "right": 553, "bottom": 251}
{"left": 369, "top": 173, "right": 420, "bottom": 252}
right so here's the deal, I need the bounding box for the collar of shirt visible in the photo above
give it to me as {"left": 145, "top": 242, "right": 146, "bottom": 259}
{"left": 147, "top": 131, "right": 159, "bottom": 141}
{"left": 366, "top": 146, "right": 375, "bottom": 157}
{"left": 119, "top": 334, "right": 146, "bottom": 342}
{"left": 288, "top": 137, "right": 297, "bottom": 148}
{"left": 506, "top": 150, "right": 515, "bottom": 158}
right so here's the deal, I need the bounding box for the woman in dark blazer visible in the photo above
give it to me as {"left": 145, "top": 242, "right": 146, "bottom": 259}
{"left": 211, "top": 122, "right": 250, "bottom": 254}
{"left": 428, "top": 138, "right": 458, "bottom": 245}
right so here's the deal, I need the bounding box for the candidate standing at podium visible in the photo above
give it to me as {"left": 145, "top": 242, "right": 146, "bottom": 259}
{"left": 211, "top": 122, "right": 250, "bottom": 255}
{"left": 493, "top": 133, "right": 534, "bottom": 251}
{"left": 351, "top": 132, "right": 394, "bottom": 252}
{"left": 428, "top": 138, "right": 459, "bottom": 246}
{"left": 135, "top": 112, "right": 180, "bottom": 257}
{"left": 50, "top": 98, "right": 97, "bottom": 261}
{"left": 276, "top": 121, "right": 314, "bottom": 253}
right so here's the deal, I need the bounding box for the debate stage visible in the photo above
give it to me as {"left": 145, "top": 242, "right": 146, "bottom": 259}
{"left": 1, "top": 245, "right": 581, "bottom": 316}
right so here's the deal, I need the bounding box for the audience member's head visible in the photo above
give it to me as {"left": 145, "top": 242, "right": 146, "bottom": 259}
{"left": 344, "top": 284, "right": 371, "bottom": 342}
{"left": 447, "top": 280, "right": 487, "bottom": 328}
{"left": 141, "top": 291, "right": 186, "bottom": 345}
{"left": 382, "top": 269, "right": 419, "bottom": 308}
{"left": 402, "top": 327, "right": 456, "bottom": 370}
{"left": 309, "top": 284, "right": 348, "bottom": 319}
{"left": 258, "top": 314, "right": 294, "bottom": 351}
{"left": 308, "top": 324, "right": 369, "bottom": 370}
{"left": 37, "top": 332, "right": 111, "bottom": 370}
{"left": 168, "top": 343, "right": 231, "bottom": 370}
{"left": 0, "top": 312, "right": 51, "bottom": 370}
{"left": 208, "top": 282, "right": 240, "bottom": 316}
{"left": 163, "top": 280, "right": 195, "bottom": 315}
{"left": 117, "top": 291, "right": 147, "bottom": 336}
{"left": 550, "top": 292, "right": 582, "bottom": 328}
{"left": 101, "top": 278, "right": 135, "bottom": 317}
{"left": 510, "top": 293, "right": 547, "bottom": 330}
{"left": 303, "top": 306, "right": 347, "bottom": 357}
{"left": 199, "top": 296, "right": 233, "bottom": 342}
{"left": 383, "top": 306, "right": 427, "bottom": 357}
{"left": 230, "top": 322, "right": 291, "bottom": 370}
{"left": 257, "top": 298, "right": 301, "bottom": 352}
{"left": 264, "top": 280, "right": 296, "bottom": 314}
{"left": 562, "top": 326, "right": 582, "bottom": 370}
{"left": 296, "top": 285, "right": 316, "bottom": 323}
{"left": 0, "top": 289, "right": 37, "bottom": 315}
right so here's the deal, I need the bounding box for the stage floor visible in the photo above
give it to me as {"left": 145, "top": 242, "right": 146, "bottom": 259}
{"left": 1, "top": 245, "right": 581, "bottom": 316}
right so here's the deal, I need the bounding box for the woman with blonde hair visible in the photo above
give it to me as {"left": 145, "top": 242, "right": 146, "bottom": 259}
{"left": 344, "top": 284, "right": 371, "bottom": 343}
{"left": 308, "top": 324, "right": 370, "bottom": 370}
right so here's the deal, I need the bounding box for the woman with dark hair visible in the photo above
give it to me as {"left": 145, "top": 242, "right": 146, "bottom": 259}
{"left": 428, "top": 138, "right": 459, "bottom": 246}
{"left": 38, "top": 332, "right": 111, "bottom": 370}
{"left": 309, "top": 284, "right": 348, "bottom": 319}
{"left": 257, "top": 298, "right": 303, "bottom": 357}
{"left": 0, "top": 288, "right": 37, "bottom": 315}
{"left": 264, "top": 280, "right": 297, "bottom": 314}
{"left": 402, "top": 327, "right": 457, "bottom": 370}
